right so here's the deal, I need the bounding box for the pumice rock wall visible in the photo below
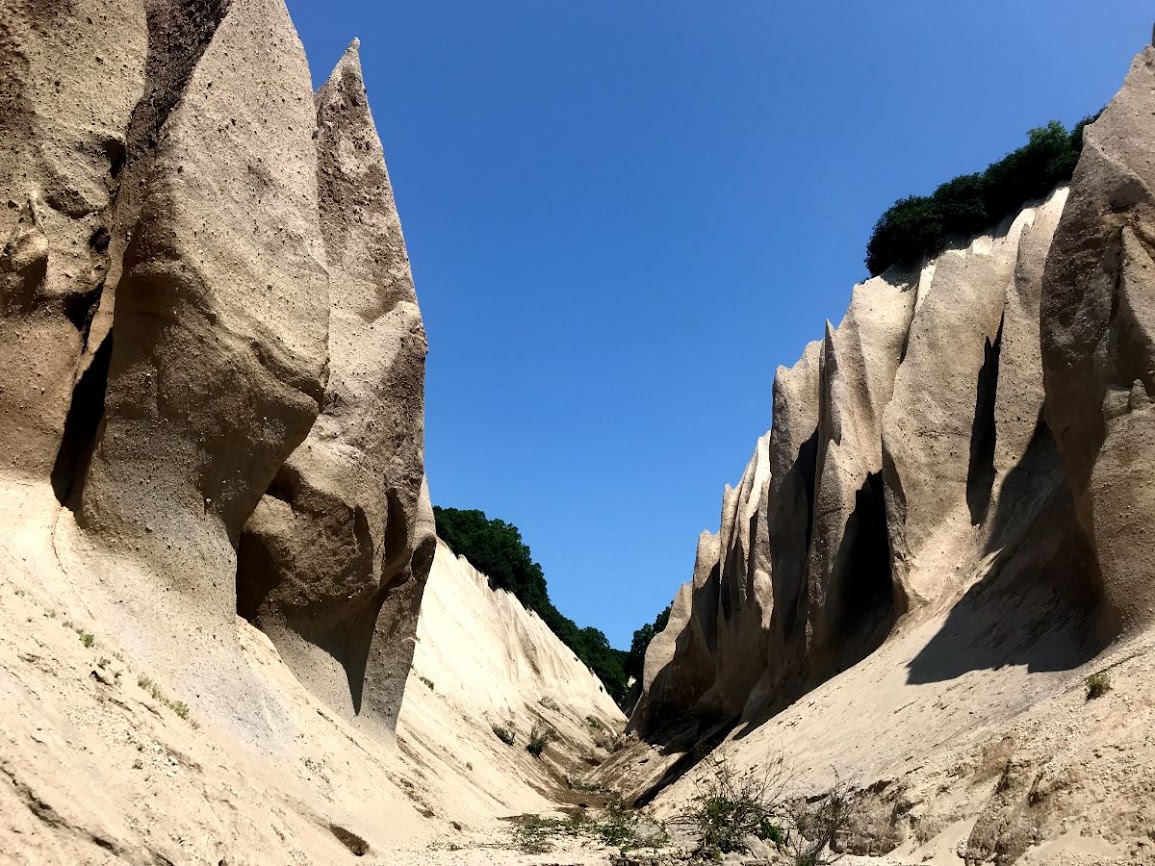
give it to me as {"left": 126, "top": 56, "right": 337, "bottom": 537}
{"left": 235, "top": 40, "right": 435, "bottom": 731}
{"left": 633, "top": 174, "right": 1112, "bottom": 736}
{"left": 635, "top": 43, "right": 1155, "bottom": 741}
{"left": 1042, "top": 45, "right": 1155, "bottom": 637}
{"left": 0, "top": 0, "right": 432, "bottom": 733}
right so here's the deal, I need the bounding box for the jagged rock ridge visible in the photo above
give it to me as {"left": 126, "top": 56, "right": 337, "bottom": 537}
{"left": 614, "top": 43, "right": 1155, "bottom": 866}
{"left": 632, "top": 45, "right": 1155, "bottom": 812}
{"left": 632, "top": 185, "right": 1100, "bottom": 736}
{"left": 1, "top": 0, "right": 431, "bottom": 733}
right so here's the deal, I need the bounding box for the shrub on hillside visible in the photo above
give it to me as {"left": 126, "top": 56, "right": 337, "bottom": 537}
{"left": 865, "top": 116, "right": 1099, "bottom": 276}
{"left": 526, "top": 722, "right": 557, "bottom": 758}
{"left": 1085, "top": 671, "right": 1111, "bottom": 700}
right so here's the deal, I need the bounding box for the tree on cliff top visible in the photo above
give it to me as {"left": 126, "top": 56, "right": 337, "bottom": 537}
{"left": 865, "top": 116, "right": 1098, "bottom": 276}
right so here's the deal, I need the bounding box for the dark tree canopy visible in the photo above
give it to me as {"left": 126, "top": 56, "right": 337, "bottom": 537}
{"left": 865, "top": 116, "right": 1099, "bottom": 277}
{"left": 624, "top": 604, "right": 671, "bottom": 684}
{"left": 433, "top": 506, "right": 628, "bottom": 702}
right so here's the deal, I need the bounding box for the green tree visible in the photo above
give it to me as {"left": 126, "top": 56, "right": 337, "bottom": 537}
{"left": 865, "top": 114, "right": 1100, "bottom": 276}
{"left": 624, "top": 605, "right": 671, "bottom": 684}
{"left": 433, "top": 506, "right": 629, "bottom": 701}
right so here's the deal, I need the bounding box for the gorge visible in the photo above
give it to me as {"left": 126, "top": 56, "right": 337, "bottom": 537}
{"left": 2, "top": 2, "right": 1155, "bottom": 865}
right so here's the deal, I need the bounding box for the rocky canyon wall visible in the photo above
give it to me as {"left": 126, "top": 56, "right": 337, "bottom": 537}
{"left": 632, "top": 47, "right": 1155, "bottom": 736}
{"left": 0, "top": 0, "right": 431, "bottom": 734}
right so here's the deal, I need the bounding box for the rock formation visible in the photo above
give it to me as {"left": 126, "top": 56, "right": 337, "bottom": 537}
{"left": 1041, "top": 45, "right": 1155, "bottom": 637}
{"left": 0, "top": 0, "right": 147, "bottom": 483}
{"left": 0, "top": 0, "right": 432, "bottom": 734}
{"left": 613, "top": 48, "right": 1155, "bottom": 864}
{"left": 632, "top": 183, "right": 1100, "bottom": 736}
{"left": 236, "top": 41, "right": 435, "bottom": 731}
{"left": 630, "top": 48, "right": 1155, "bottom": 826}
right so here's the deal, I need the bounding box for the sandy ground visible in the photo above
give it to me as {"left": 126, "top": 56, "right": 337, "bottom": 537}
{"left": 0, "top": 478, "right": 627, "bottom": 865}
{"left": 603, "top": 603, "right": 1155, "bottom": 866}
{"left": 3, "top": 474, "right": 1153, "bottom": 865}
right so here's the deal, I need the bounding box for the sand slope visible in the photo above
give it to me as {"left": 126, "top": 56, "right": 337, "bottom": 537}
{"left": 0, "top": 485, "right": 625, "bottom": 863}
{"left": 398, "top": 541, "right": 626, "bottom": 823}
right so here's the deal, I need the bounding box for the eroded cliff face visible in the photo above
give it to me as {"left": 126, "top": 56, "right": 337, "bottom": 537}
{"left": 632, "top": 186, "right": 1099, "bottom": 738}
{"left": 614, "top": 51, "right": 1155, "bottom": 862}
{"left": 1041, "top": 45, "right": 1155, "bottom": 637}
{"left": 397, "top": 541, "right": 626, "bottom": 823}
{"left": 235, "top": 40, "right": 436, "bottom": 734}
{"left": 0, "top": 0, "right": 431, "bottom": 734}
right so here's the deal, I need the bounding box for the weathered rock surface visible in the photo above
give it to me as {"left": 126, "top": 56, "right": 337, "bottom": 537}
{"left": 0, "top": 0, "right": 146, "bottom": 483}
{"left": 0, "top": 0, "right": 436, "bottom": 743}
{"left": 622, "top": 44, "right": 1155, "bottom": 866}
{"left": 1042, "top": 45, "right": 1155, "bottom": 636}
{"left": 78, "top": 0, "right": 329, "bottom": 601}
{"left": 236, "top": 41, "right": 434, "bottom": 732}
{"left": 632, "top": 185, "right": 1081, "bottom": 738}
{"left": 397, "top": 540, "right": 626, "bottom": 821}
{"left": 0, "top": 0, "right": 639, "bottom": 860}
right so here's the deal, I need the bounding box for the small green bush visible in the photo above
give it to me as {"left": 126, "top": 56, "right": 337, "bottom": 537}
{"left": 526, "top": 722, "right": 556, "bottom": 758}
{"left": 685, "top": 756, "right": 788, "bottom": 857}
{"left": 419, "top": 676, "right": 434, "bottom": 691}
{"left": 1085, "top": 671, "right": 1111, "bottom": 700}
{"left": 137, "top": 674, "right": 196, "bottom": 725}
{"left": 684, "top": 756, "right": 857, "bottom": 864}
{"left": 492, "top": 724, "right": 516, "bottom": 746}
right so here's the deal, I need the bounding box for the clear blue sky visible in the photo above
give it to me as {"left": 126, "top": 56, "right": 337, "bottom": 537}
{"left": 285, "top": 1, "right": 1151, "bottom": 649}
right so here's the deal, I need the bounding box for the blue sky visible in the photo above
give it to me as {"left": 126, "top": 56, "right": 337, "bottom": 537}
{"left": 286, "top": 1, "right": 1151, "bottom": 648}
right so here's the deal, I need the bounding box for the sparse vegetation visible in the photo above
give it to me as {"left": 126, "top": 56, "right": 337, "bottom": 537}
{"left": 78, "top": 630, "right": 95, "bottom": 648}
{"left": 138, "top": 674, "right": 162, "bottom": 700}
{"left": 565, "top": 776, "right": 609, "bottom": 794}
{"left": 526, "top": 722, "right": 557, "bottom": 758}
{"left": 1085, "top": 671, "right": 1111, "bottom": 700}
{"left": 685, "top": 755, "right": 789, "bottom": 859}
{"left": 683, "top": 755, "right": 857, "bottom": 864}
{"left": 866, "top": 116, "right": 1100, "bottom": 276}
{"left": 419, "top": 676, "right": 435, "bottom": 691}
{"left": 137, "top": 674, "right": 196, "bottom": 725}
{"left": 492, "top": 723, "right": 516, "bottom": 746}
{"left": 514, "top": 796, "right": 667, "bottom": 854}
